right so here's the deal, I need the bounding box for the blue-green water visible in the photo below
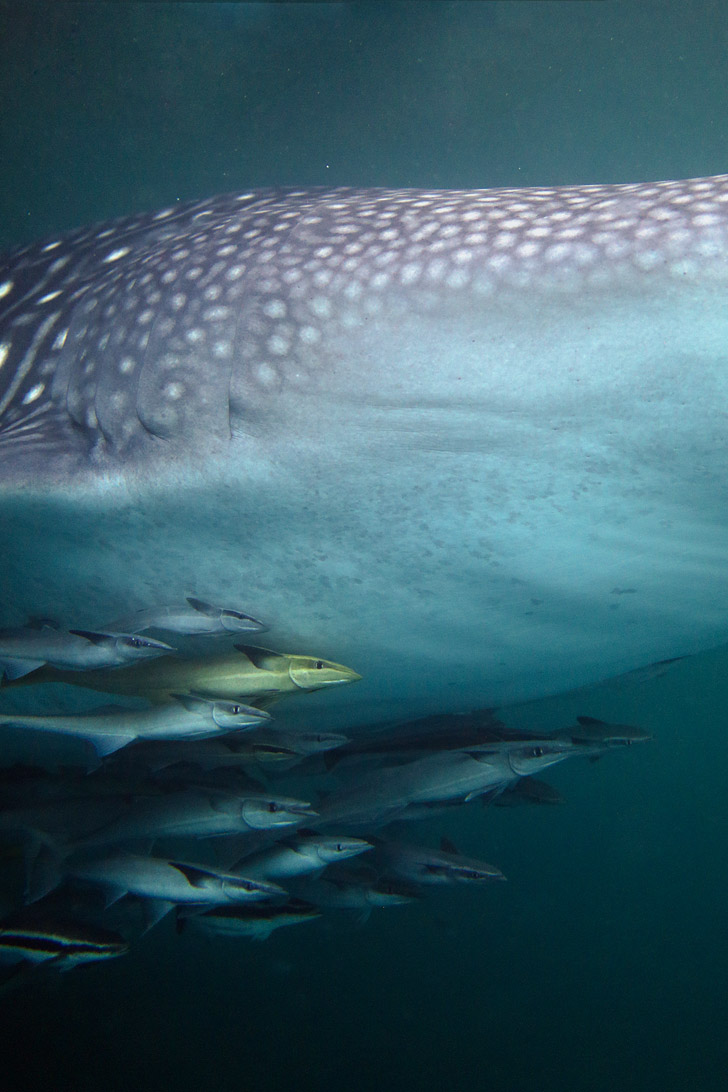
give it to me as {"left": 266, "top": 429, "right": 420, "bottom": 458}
{"left": 1, "top": 3, "right": 727, "bottom": 1090}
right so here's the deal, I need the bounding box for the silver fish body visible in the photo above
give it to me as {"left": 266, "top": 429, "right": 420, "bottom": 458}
{"left": 232, "top": 832, "right": 371, "bottom": 881}
{"left": 318, "top": 739, "right": 593, "bottom": 828}
{"left": 106, "top": 597, "right": 265, "bottom": 636}
{"left": 0, "top": 693, "right": 271, "bottom": 758}
{"left": 73, "top": 788, "right": 316, "bottom": 847}
{"left": 0, "top": 626, "right": 173, "bottom": 680}
{"left": 372, "top": 838, "right": 505, "bottom": 886}
{"left": 66, "top": 850, "right": 285, "bottom": 905}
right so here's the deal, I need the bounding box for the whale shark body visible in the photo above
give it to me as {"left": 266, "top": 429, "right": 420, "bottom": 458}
{"left": 1, "top": 179, "right": 727, "bottom": 725}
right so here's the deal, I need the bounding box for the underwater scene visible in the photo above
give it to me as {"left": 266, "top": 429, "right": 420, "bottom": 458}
{"left": 0, "top": 3, "right": 727, "bottom": 1091}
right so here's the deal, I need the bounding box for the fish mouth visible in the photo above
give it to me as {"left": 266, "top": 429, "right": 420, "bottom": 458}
{"left": 450, "top": 862, "right": 506, "bottom": 882}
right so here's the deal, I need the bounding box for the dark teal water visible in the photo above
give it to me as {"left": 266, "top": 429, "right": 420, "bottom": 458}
{"left": 1, "top": 3, "right": 727, "bottom": 1090}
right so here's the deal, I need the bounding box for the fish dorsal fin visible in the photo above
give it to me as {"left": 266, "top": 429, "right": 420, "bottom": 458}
{"left": 440, "top": 836, "right": 459, "bottom": 855}
{"left": 186, "top": 597, "right": 216, "bottom": 616}
{"left": 233, "top": 645, "right": 277, "bottom": 669}
{"left": 576, "top": 715, "right": 605, "bottom": 726}
{"left": 170, "top": 862, "right": 213, "bottom": 887}
{"left": 68, "top": 629, "right": 113, "bottom": 645}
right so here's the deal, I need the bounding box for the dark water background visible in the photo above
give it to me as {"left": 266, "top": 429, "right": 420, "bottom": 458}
{"left": 1, "top": 2, "right": 727, "bottom": 1090}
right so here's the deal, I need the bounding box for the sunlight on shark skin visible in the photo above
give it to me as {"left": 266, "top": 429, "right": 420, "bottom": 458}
{"left": 0, "top": 179, "right": 727, "bottom": 729}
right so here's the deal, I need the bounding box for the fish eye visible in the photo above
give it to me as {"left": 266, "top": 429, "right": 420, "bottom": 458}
{"left": 315, "top": 661, "right": 324, "bottom": 669}
{"left": 231, "top": 705, "right": 241, "bottom": 714}
{"left": 336, "top": 843, "right": 343, "bottom": 852}
{"left": 530, "top": 746, "right": 544, "bottom": 758}
{"left": 128, "top": 637, "right": 142, "bottom": 648}
{"left": 268, "top": 801, "right": 279, "bottom": 812}
{"left": 463, "top": 870, "right": 480, "bottom": 880}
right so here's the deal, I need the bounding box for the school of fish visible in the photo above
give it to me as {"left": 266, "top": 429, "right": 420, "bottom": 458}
{"left": 0, "top": 597, "right": 650, "bottom": 988}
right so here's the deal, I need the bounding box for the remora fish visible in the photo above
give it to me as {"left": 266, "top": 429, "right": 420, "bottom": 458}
{"left": 105, "top": 597, "right": 266, "bottom": 636}
{"left": 0, "top": 624, "right": 174, "bottom": 680}
{"left": 292, "top": 870, "right": 420, "bottom": 911}
{"left": 493, "top": 776, "right": 565, "bottom": 807}
{"left": 0, "top": 693, "right": 271, "bottom": 758}
{"left": 231, "top": 831, "right": 371, "bottom": 881}
{"left": 59, "top": 850, "right": 285, "bottom": 906}
{"left": 317, "top": 738, "right": 610, "bottom": 828}
{"left": 372, "top": 836, "right": 505, "bottom": 885}
{"left": 562, "top": 715, "right": 653, "bottom": 744}
{"left": 72, "top": 787, "right": 317, "bottom": 846}
{"left": 0, "top": 787, "right": 316, "bottom": 848}
{"left": 178, "top": 898, "right": 321, "bottom": 940}
{"left": 0, "top": 911, "right": 129, "bottom": 968}
{"left": 9, "top": 645, "right": 361, "bottom": 704}
{"left": 325, "top": 709, "right": 528, "bottom": 769}
{"left": 102, "top": 734, "right": 301, "bottom": 773}
{"left": 1, "top": 181, "right": 728, "bottom": 720}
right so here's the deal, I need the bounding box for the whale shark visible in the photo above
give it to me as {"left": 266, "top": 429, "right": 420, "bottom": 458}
{"left": 0, "top": 178, "right": 727, "bottom": 727}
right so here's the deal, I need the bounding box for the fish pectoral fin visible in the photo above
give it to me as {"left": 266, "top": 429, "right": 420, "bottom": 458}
{"left": 170, "top": 862, "right": 212, "bottom": 888}
{"left": 68, "top": 629, "right": 113, "bottom": 645}
{"left": 141, "top": 899, "right": 175, "bottom": 933}
{"left": 576, "top": 715, "right": 606, "bottom": 726}
{"left": 233, "top": 645, "right": 278, "bottom": 669}
{"left": 85, "top": 732, "right": 136, "bottom": 758}
{"left": 440, "top": 836, "right": 459, "bottom": 855}
{"left": 103, "top": 885, "right": 128, "bottom": 909}
{"left": 1, "top": 658, "right": 46, "bottom": 680}
{"left": 247, "top": 693, "right": 282, "bottom": 711}
{"left": 186, "top": 597, "right": 216, "bottom": 616}
{"left": 463, "top": 750, "right": 498, "bottom": 764}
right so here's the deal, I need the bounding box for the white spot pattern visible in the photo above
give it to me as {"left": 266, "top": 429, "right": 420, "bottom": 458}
{"left": 1, "top": 176, "right": 727, "bottom": 454}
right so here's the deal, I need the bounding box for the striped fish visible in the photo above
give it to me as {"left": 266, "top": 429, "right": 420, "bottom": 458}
{"left": 0, "top": 911, "right": 129, "bottom": 969}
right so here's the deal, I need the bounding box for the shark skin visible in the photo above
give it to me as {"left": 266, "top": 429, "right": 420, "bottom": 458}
{"left": 0, "top": 180, "right": 727, "bottom": 727}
